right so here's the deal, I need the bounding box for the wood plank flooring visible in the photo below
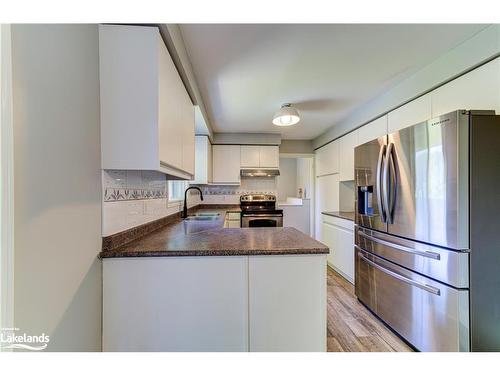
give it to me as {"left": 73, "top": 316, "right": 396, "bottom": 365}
{"left": 326, "top": 267, "right": 413, "bottom": 352}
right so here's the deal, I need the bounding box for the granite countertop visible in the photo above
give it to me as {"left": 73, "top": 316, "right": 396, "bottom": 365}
{"left": 321, "top": 211, "right": 355, "bottom": 222}
{"left": 100, "top": 206, "right": 329, "bottom": 258}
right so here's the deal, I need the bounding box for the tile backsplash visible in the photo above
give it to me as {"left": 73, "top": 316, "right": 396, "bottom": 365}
{"left": 101, "top": 172, "right": 277, "bottom": 236}
{"left": 103, "top": 170, "right": 167, "bottom": 202}
{"left": 101, "top": 170, "right": 200, "bottom": 236}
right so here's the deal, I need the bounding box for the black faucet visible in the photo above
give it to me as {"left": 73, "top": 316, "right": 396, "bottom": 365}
{"left": 182, "top": 186, "right": 204, "bottom": 219}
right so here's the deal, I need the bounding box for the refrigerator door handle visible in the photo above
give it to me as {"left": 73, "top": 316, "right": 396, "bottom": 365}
{"left": 382, "top": 144, "right": 391, "bottom": 224}
{"left": 386, "top": 142, "right": 397, "bottom": 224}
{"left": 357, "top": 230, "right": 441, "bottom": 260}
{"left": 356, "top": 248, "right": 441, "bottom": 295}
{"left": 376, "top": 144, "right": 387, "bottom": 223}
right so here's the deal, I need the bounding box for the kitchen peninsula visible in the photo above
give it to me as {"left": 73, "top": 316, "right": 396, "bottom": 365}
{"left": 100, "top": 206, "right": 329, "bottom": 352}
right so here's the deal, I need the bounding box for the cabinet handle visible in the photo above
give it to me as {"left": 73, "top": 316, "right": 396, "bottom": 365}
{"left": 356, "top": 249, "right": 441, "bottom": 295}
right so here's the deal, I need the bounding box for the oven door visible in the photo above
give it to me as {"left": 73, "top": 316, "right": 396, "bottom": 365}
{"left": 241, "top": 213, "right": 283, "bottom": 228}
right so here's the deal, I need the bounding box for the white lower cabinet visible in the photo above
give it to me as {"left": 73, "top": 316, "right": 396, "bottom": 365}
{"left": 321, "top": 214, "right": 354, "bottom": 283}
{"left": 103, "top": 257, "right": 249, "bottom": 351}
{"left": 103, "top": 254, "right": 327, "bottom": 351}
{"left": 248, "top": 255, "right": 327, "bottom": 352}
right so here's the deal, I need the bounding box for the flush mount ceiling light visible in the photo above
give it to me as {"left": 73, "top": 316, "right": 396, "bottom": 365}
{"left": 272, "top": 103, "right": 300, "bottom": 126}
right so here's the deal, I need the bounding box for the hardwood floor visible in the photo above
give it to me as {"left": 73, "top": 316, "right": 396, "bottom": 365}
{"left": 326, "top": 267, "right": 413, "bottom": 352}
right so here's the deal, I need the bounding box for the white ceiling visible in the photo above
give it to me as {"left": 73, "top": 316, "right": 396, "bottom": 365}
{"left": 180, "top": 24, "right": 487, "bottom": 140}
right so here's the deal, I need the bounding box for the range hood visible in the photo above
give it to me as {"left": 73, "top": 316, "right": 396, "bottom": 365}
{"left": 240, "top": 169, "right": 280, "bottom": 177}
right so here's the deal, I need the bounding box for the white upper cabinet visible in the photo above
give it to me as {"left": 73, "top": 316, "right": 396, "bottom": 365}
{"left": 241, "top": 146, "right": 279, "bottom": 168}
{"left": 431, "top": 58, "right": 500, "bottom": 117}
{"left": 338, "top": 130, "right": 358, "bottom": 181}
{"left": 240, "top": 146, "right": 261, "bottom": 168}
{"left": 258, "top": 146, "right": 280, "bottom": 168}
{"left": 388, "top": 94, "right": 432, "bottom": 133}
{"left": 357, "top": 116, "right": 388, "bottom": 146}
{"left": 99, "top": 25, "right": 194, "bottom": 179}
{"left": 315, "top": 140, "right": 339, "bottom": 177}
{"left": 212, "top": 145, "right": 241, "bottom": 185}
{"left": 192, "top": 136, "right": 212, "bottom": 185}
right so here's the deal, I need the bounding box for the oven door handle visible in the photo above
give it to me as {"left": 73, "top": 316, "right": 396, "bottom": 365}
{"left": 356, "top": 247, "right": 441, "bottom": 295}
{"left": 242, "top": 213, "right": 283, "bottom": 217}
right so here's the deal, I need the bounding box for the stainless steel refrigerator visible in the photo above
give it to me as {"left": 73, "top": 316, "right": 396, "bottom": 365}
{"left": 354, "top": 110, "right": 500, "bottom": 352}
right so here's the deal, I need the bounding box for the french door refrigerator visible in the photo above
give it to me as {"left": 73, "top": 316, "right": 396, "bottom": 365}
{"left": 354, "top": 110, "right": 500, "bottom": 352}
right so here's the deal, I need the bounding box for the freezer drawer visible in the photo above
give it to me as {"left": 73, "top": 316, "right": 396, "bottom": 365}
{"left": 355, "top": 226, "right": 469, "bottom": 288}
{"left": 355, "top": 248, "right": 469, "bottom": 352}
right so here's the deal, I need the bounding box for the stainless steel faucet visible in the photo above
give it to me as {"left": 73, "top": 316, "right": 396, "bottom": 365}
{"left": 182, "top": 186, "right": 204, "bottom": 219}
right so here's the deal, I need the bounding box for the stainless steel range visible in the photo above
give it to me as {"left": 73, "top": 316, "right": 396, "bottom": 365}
{"left": 240, "top": 194, "right": 283, "bottom": 227}
{"left": 354, "top": 110, "right": 500, "bottom": 352}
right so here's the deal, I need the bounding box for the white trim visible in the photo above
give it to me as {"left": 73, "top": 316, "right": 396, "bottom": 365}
{"left": 1, "top": 24, "right": 15, "bottom": 346}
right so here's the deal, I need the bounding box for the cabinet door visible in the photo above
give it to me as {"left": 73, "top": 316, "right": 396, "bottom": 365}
{"left": 431, "top": 58, "right": 500, "bottom": 117}
{"left": 314, "top": 174, "right": 339, "bottom": 239}
{"left": 248, "top": 255, "right": 327, "bottom": 351}
{"left": 259, "top": 146, "right": 279, "bottom": 168}
{"left": 212, "top": 145, "right": 241, "bottom": 184}
{"left": 339, "top": 131, "right": 358, "bottom": 181}
{"left": 357, "top": 116, "right": 387, "bottom": 146}
{"left": 240, "top": 146, "right": 260, "bottom": 168}
{"left": 322, "top": 220, "right": 354, "bottom": 283}
{"left": 315, "top": 140, "right": 339, "bottom": 176}
{"left": 388, "top": 94, "right": 431, "bottom": 133}
{"left": 158, "top": 33, "right": 183, "bottom": 170}
{"left": 103, "top": 257, "right": 249, "bottom": 351}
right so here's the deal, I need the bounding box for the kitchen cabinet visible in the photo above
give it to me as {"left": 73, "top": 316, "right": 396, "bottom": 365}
{"left": 338, "top": 130, "right": 358, "bottom": 181}
{"left": 240, "top": 145, "right": 279, "bottom": 168}
{"left": 240, "top": 146, "right": 260, "bottom": 168}
{"left": 99, "top": 25, "right": 194, "bottom": 180}
{"left": 357, "top": 115, "right": 387, "bottom": 146}
{"left": 388, "top": 93, "right": 432, "bottom": 133}
{"left": 315, "top": 139, "right": 339, "bottom": 177}
{"left": 431, "top": 58, "right": 500, "bottom": 117}
{"left": 212, "top": 145, "right": 241, "bottom": 185}
{"left": 192, "top": 136, "right": 212, "bottom": 184}
{"left": 321, "top": 214, "right": 354, "bottom": 283}
{"left": 103, "top": 254, "right": 327, "bottom": 351}
{"left": 224, "top": 211, "right": 241, "bottom": 228}
{"left": 248, "top": 255, "right": 326, "bottom": 351}
{"left": 314, "top": 174, "right": 339, "bottom": 240}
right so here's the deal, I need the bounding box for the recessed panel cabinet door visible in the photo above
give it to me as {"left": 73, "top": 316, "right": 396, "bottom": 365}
{"left": 248, "top": 255, "right": 327, "bottom": 351}
{"left": 240, "top": 146, "right": 260, "bottom": 168}
{"left": 212, "top": 145, "right": 241, "bottom": 184}
{"left": 259, "top": 146, "right": 279, "bottom": 168}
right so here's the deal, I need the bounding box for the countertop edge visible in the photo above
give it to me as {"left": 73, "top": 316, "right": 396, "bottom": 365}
{"left": 100, "top": 248, "right": 329, "bottom": 259}
{"left": 321, "top": 211, "right": 355, "bottom": 222}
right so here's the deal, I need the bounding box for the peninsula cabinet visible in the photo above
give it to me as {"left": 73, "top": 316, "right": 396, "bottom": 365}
{"left": 99, "top": 24, "right": 195, "bottom": 180}
{"left": 102, "top": 254, "right": 327, "bottom": 351}
{"left": 212, "top": 145, "right": 241, "bottom": 185}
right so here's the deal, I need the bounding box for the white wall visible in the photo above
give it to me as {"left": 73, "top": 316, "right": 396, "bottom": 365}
{"left": 11, "top": 24, "right": 102, "bottom": 351}
{"left": 276, "top": 158, "right": 297, "bottom": 201}
{"left": 313, "top": 24, "right": 500, "bottom": 148}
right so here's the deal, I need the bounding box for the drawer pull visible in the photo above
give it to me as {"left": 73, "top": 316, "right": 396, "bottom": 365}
{"left": 356, "top": 248, "right": 441, "bottom": 296}
{"left": 358, "top": 231, "right": 440, "bottom": 260}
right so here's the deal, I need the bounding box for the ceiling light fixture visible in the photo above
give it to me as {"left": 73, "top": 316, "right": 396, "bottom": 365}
{"left": 272, "top": 103, "right": 300, "bottom": 126}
